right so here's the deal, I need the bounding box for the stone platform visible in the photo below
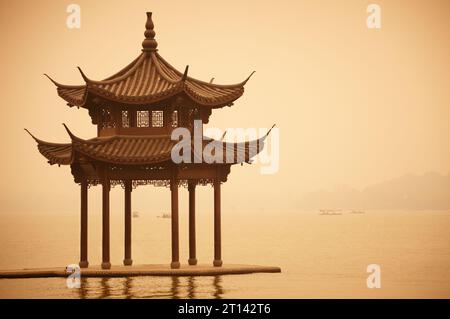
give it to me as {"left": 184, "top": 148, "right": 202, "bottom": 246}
{"left": 0, "top": 264, "right": 281, "bottom": 279}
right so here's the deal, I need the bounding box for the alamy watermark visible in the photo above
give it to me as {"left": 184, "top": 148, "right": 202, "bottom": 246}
{"left": 66, "top": 264, "right": 81, "bottom": 288}
{"left": 366, "top": 4, "right": 381, "bottom": 29}
{"left": 170, "top": 121, "right": 279, "bottom": 175}
{"left": 66, "top": 4, "right": 81, "bottom": 29}
{"left": 366, "top": 264, "right": 381, "bottom": 288}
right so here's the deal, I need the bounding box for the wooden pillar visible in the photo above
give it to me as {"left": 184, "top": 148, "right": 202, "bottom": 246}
{"left": 188, "top": 181, "right": 197, "bottom": 265}
{"left": 170, "top": 179, "right": 180, "bottom": 269}
{"left": 101, "top": 179, "right": 111, "bottom": 269}
{"left": 213, "top": 180, "right": 223, "bottom": 267}
{"left": 79, "top": 179, "right": 89, "bottom": 268}
{"left": 123, "top": 180, "right": 132, "bottom": 266}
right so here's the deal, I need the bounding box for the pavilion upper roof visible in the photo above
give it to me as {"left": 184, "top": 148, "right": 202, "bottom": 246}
{"left": 46, "top": 12, "right": 254, "bottom": 109}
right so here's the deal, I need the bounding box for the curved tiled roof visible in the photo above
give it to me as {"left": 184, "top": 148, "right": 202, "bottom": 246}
{"left": 72, "top": 134, "right": 175, "bottom": 164}
{"left": 48, "top": 13, "right": 253, "bottom": 108}
{"left": 26, "top": 125, "right": 273, "bottom": 166}
{"left": 57, "top": 85, "right": 86, "bottom": 106}
{"left": 38, "top": 143, "right": 73, "bottom": 165}
{"left": 25, "top": 129, "right": 73, "bottom": 165}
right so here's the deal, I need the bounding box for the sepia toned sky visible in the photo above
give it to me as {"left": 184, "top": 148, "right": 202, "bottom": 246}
{"left": 0, "top": 0, "right": 449, "bottom": 214}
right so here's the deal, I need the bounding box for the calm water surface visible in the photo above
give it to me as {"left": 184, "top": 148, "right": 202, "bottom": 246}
{"left": 1, "top": 211, "right": 449, "bottom": 298}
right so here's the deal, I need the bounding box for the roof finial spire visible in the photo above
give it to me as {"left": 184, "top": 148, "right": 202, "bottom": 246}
{"left": 182, "top": 65, "right": 189, "bottom": 81}
{"left": 142, "top": 12, "right": 158, "bottom": 52}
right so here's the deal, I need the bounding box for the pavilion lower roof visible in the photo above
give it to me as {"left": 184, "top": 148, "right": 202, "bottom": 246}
{"left": 29, "top": 132, "right": 267, "bottom": 166}
{"left": 50, "top": 52, "right": 251, "bottom": 108}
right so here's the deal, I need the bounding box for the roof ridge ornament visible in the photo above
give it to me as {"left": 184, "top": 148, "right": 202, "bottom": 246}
{"left": 258, "top": 124, "right": 276, "bottom": 142}
{"left": 43, "top": 74, "right": 60, "bottom": 86}
{"left": 77, "top": 66, "right": 91, "bottom": 83}
{"left": 24, "top": 128, "right": 40, "bottom": 142}
{"left": 182, "top": 65, "right": 189, "bottom": 81}
{"left": 44, "top": 74, "right": 84, "bottom": 89}
{"left": 142, "top": 12, "right": 158, "bottom": 52}
{"left": 62, "top": 123, "right": 80, "bottom": 141}
{"left": 242, "top": 71, "right": 256, "bottom": 85}
{"left": 267, "top": 124, "right": 276, "bottom": 135}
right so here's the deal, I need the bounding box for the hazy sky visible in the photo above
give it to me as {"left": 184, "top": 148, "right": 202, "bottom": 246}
{"left": 0, "top": 0, "right": 449, "bottom": 214}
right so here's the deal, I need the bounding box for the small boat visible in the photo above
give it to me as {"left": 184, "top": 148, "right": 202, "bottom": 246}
{"left": 319, "top": 209, "right": 342, "bottom": 216}
{"left": 132, "top": 211, "right": 139, "bottom": 218}
{"left": 349, "top": 210, "right": 365, "bottom": 214}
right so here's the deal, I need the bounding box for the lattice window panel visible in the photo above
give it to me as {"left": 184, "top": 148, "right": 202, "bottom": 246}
{"left": 101, "top": 108, "right": 115, "bottom": 129}
{"left": 171, "top": 110, "right": 178, "bottom": 128}
{"left": 137, "top": 111, "right": 149, "bottom": 127}
{"left": 121, "top": 110, "right": 130, "bottom": 128}
{"left": 152, "top": 110, "right": 164, "bottom": 127}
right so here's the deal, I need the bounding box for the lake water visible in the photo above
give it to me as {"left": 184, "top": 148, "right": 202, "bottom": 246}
{"left": 1, "top": 210, "right": 449, "bottom": 298}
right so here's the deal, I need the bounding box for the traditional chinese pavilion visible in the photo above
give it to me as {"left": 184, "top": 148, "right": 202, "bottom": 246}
{"left": 26, "top": 12, "right": 269, "bottom": 270}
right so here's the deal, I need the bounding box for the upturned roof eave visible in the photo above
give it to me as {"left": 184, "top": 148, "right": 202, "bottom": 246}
{"left": 47, "top": 52, "right": 251, "bottom": 108}
{"left": 55, "top": 84, "right": 244, "bottom": 109}
{"left": 25, "top": 124, "right": 274, "bottom": 167}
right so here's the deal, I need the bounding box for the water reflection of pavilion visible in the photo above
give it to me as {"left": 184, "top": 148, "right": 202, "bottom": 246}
{"left": 77, "top": 276, "right": 224, "bottom": 299}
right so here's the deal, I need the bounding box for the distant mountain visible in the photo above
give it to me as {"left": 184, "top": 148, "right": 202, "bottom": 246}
{"left": 299, "top": 172, "right": 450, "bottom": 210}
